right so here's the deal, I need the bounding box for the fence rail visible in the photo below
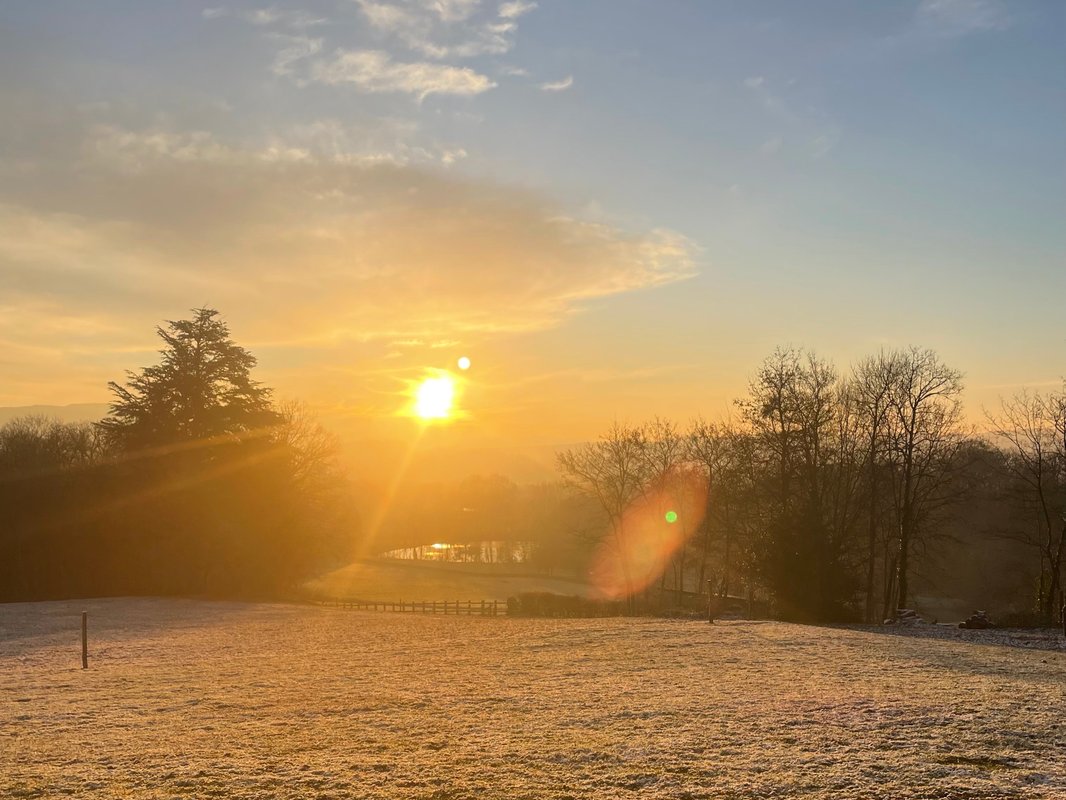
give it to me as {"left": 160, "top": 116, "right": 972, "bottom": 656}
{"left": 320, "top": 599, "right": 502, "bottom": 616}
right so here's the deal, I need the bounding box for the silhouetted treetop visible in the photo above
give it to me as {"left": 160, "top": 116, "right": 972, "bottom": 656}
{"left": 99, "top": 308, "right": 279, "bottom": 449}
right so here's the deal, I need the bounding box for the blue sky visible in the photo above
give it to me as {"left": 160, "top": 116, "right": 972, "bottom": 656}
{"left": 0, "top": 0, "right": 1062, "bottom": 445}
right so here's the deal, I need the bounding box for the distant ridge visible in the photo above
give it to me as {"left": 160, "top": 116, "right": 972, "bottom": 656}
{"left": 0, "top": 403, "right": 110, "bottom": 425}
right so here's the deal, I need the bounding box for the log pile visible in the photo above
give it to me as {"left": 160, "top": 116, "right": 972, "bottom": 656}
{"left": 958, "top": 610, "right": 994, "bottom": 629}
{"left": 884, "top": 608, "right": 925, "bottom": 626}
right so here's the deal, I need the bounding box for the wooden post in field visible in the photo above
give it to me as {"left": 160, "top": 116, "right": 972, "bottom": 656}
{"left": 81, "top": 611, "right": 88, "bottom": 669}
{"left": 707, "top": 581, "right": 715, "bottom": 625}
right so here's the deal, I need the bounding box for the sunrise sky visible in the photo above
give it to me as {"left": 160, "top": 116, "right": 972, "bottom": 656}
{"left": 1, "top": 0, "right": 1063, "bottom": 463}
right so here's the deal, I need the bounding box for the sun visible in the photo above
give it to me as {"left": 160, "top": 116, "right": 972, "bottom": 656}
{"left": 415, "top": 375, "right": 455, "bottom": 420}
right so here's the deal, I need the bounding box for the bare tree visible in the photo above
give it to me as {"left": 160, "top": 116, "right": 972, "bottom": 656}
{"left": 0, "top": 417, "right": 107, "bottom": 477}
{"left": 274, "top": 400, "right": 341, "bottom": 489}
{"left": 737, "top": 347, "right": 804, "bottom": 513}
{"left": 825, "top": 378, "right": 866, "bottom": 601}
{"left": 852, "top": 351, "right": 902, "bottom": 622}
{"left": 641, "top": 418, "right": 688, "bottom": 592}
{"left": 687, "top": 418, "right": 757, "bottom": 602}
{"left": 886, "top": 347, "right": 965, "bottom": 612}
{"left": 737, "top": 348, "right": 860, "bottom": 620}
{"left": 557, "top": 422, "right": 650, "bottom": 603}
{"left": 986, "top": 388, "right": 1066, "bottom": 620}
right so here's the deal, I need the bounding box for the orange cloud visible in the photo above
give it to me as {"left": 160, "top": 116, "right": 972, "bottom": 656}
{"left": 0, "top": 124, "right": 698, "bottom": 405}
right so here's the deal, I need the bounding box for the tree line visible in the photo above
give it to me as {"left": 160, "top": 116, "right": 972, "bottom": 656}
{"left": 2, "top": 313, "right": 1062, "bottom": 625}
{"left": 0, "top": 308, "right": 356, "bottom": 602}
{"left": 558, "top": 347, "right": 1066, "bottom": 624}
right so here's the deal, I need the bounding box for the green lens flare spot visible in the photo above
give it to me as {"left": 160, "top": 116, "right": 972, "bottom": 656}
{"left": 665, "top": 510, "right": 678, "bottom": 524}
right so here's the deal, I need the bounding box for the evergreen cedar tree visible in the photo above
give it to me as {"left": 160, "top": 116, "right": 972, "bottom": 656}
{"left": 98, "top": 308, "right": 280, "bottom": 450}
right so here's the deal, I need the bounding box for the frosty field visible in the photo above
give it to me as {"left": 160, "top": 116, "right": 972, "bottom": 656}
{"left": 2, "top": 599, "right": 1065, "bottom": 799}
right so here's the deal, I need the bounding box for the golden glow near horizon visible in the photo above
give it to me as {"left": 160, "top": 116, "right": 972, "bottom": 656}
{"left": 414, "top": 375, "right": 456, "bottom": 420}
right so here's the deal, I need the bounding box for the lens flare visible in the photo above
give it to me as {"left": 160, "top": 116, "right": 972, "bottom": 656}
{"left": 457, "top": 356, "right": 471, "bottom": 370}
{"left": 589, "top": 468, "right": 708, "bottom": 600}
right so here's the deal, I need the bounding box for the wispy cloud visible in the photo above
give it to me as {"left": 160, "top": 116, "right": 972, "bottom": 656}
{"left": 0, "top": 120, "right": 698, "bottom": 395}
{"left": 425, "top": 0, "right": 481, "bottom": 23}
{"left": 356, "top": 0, "right": 532, "bottom": 59}
{"left": 208, "top": 2, "right": 537, "bottom": 91}
{"left": 88, "top": 120, "right": 465, "bottom": 168}
{"left": 915, "top": 0, "right": 1009, "bottom": 37}
{"left": 498, "top": 1, "right": 536, "bottom": 19}
{"left": 357, "top": 0, "right": 422, "bottom": 32}
{"left": 742, "top": 75, "right": 840, "bottom": 159}
{"left": 312, "top": 50, "right": 496, "bottom": 98}
{"left": 269, "top": 34, "right": 324, "bottom": 77}
{"left": 539, "top": 75, "right": 573, "bottom": 92}
{"left": 202, "top": 6, "right": 327, "bottom": 29}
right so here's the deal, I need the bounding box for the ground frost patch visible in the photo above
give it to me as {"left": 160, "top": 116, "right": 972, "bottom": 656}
{"left": 1, "top": 598, "right": 1064, "bottom": 798}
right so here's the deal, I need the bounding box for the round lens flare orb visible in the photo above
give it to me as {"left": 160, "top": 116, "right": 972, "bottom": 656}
{"left": 664, "top": 510, "right": 679, "bottom": 524}
{"left": 415, "top": 375, "right": 455, "bottom": 420}
{"left": 457, "top": 356, "right": 471, "bottom": 371}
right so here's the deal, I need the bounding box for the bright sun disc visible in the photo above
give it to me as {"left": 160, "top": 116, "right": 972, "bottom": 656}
{"left": 415, "top": 375, "right": 455, "bottom": 419}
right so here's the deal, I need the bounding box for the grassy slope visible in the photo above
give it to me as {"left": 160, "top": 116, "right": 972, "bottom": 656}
{"left": 4, "top": 598, "right": 1064, "bottom": 798}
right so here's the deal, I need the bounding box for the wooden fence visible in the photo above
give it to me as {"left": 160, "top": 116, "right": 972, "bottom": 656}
{"left": 321, "top": 599, "right": 502, "bottom": 616}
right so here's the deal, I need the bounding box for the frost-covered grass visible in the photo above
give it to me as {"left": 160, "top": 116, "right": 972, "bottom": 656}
{"left": 859, "top": 621, "right": 1066, "bottom": 654}
{"left": 2, "top": 598, "right": 1065, "bottom": 799}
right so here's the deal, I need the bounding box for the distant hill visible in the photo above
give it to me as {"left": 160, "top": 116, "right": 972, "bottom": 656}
{"left": 0, "top": 403, "right": 110, "bottom": 426}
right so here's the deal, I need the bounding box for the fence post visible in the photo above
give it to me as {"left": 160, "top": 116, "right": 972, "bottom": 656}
{"left": 81, "top": 611, "right": 88, "bottom": 669}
